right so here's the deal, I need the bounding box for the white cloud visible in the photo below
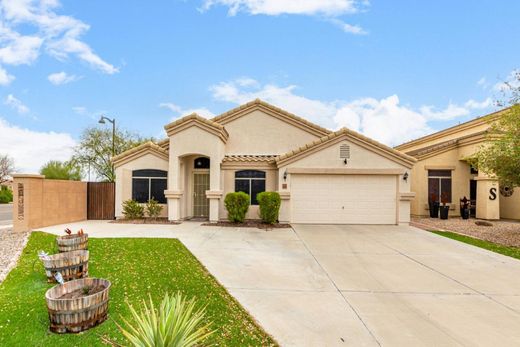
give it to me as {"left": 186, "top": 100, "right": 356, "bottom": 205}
{"left": 4, "top": 94, "right": 29, "bottom": 114}
{"left": 202, "top": 0, "right": 360, "bottom": 16}
{"left": 159, "top": 102, "right": 215, "bottom": 119}
{"left": 0, "top": 66, "right": 15, "bottom": 85}
{"left": 201, "top": 0, "right": 368, "bottom": 34}
{"left": 327, "top": 18, "right": 367, "bottom": 34}
{"left": 0, "top": 0, "right": 118, "bottom": 80}
{"left": 210, "top": 78, "right": 494, "bottom": 146}
{"left": 72, "top": 106, "right": 87, "bottom": 114}
{"left": 48, "top": 71, "right": 79, "bottom": 85}
{"left": 0, "top": 117, "right": 76, "bottom": 173}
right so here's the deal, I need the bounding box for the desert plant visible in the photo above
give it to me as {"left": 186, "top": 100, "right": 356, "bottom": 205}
{"left": 122, "top": 199, "right": 145, "bottom": 219}
{"left": 118, "top": 292, "right": 214, "bottom": 347}
{"left": 257, "top": 192, "right": 281, "bottom": 224}
{"left": 146, "top": 198, "right": 163, "bottom": 219}
{"left": 0, "top": 186, "right": 12, "bottom": 203}
{"left": 224, "top": 192, "right": 250, "bottom": 223}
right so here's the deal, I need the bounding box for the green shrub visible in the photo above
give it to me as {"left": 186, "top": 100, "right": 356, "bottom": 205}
{"left": 0, "top": 186, "right": 12, "bottom": 204}
{"left": 119, "top": 292, "right": 214, "bottom": 347}
{"left": 224, "top": 192, "right": 250, "bottom": 223}
{"left": 257, "top": 192, "right": 281, "bottom": 224}
{"left": 122, "top": 199, "right": 144, "bottom": 219}
{"left": 146, "top": 198, "right": 163, "bottom": 219}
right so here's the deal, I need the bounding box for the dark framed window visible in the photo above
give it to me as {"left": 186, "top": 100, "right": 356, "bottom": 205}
{"left": 132, "top": 169, "right": 167, "bottom": 203}
{"left": 234, "top": 170, "right": 266, "bottom": 205}
{"left": 428, "top": 170, "right": 452, "bottom": 203}
{"left": 194, "top": 157, "right": 210, "bottom": 169}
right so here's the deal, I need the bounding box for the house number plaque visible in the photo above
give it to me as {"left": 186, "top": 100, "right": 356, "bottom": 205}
{"left": 17, "top": 183, "right": 24, "bottom": 220}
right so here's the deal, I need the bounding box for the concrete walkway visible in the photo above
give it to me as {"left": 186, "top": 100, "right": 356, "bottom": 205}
{"left": 38, "top": 221, "right": 520, "bottom": 346}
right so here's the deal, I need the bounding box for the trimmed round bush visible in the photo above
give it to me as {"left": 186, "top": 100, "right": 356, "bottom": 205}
{"left": 257, "top": 192, "right": 281, "bottom": 224}
{"left": 224, "top": 192, "right": 250, "bottom": 223}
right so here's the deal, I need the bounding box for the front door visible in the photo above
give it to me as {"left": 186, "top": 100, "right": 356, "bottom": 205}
{"left": 193, "top": 173, "right": 210, "bottom": 218}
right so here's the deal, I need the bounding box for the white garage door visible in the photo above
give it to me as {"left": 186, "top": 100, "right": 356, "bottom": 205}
{"left": 291, "top": 174, "right": 397, "bottom": 224}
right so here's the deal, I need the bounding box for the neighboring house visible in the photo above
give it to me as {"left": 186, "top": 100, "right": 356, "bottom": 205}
{"left": 395, "top": 108, "right": 520, "bottom": 221}
{"left": 112, "top": 99, "right": 416, "bottom": 224}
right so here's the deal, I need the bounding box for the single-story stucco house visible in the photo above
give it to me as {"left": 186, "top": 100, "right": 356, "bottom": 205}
{"left": 112, "top": 99, "right": 416, "bottom": 224}
{"left": 394, "top": 107, "right": 520, "bottom": 221}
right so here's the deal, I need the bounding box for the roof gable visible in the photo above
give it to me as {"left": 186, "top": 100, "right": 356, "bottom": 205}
{"left": 112, "top": 141, "right": 169, "bottom": 168}
{"left": 211, "top": 99, "right": 331, "bottom": 138}
{"left": 164, "top": 113, "right": 229, "bottom": 143}
{"left": 276, "top": 128, "right": 417, "bottom": 169}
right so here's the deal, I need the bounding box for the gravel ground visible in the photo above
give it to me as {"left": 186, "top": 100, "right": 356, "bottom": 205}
{"left": 0, "top": 228, "right": 30, "bottom": 283}
{"left": 412, "top": 217, "right": 520, "bottom": 247}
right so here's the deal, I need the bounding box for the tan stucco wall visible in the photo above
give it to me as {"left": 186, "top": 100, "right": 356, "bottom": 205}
{"left": 409, "top": 147, "right": 475, "bottom": 217}
{"left": 114, "top": 153, "right": 169, "bottom": 218}
{"left": 223, "top": 109, "right": 321, "bottom": 154}
{"left": 13, "top": 175, "right": 87, "bottom": 232}
{"left": 500, "top": 190, "right": 520, "bottom": 220}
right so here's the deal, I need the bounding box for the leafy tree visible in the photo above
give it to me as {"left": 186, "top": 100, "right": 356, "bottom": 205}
{"left": 40, "top": 160, "right": 82, "bottom": 181}
{"left": 0, "top": 154, "right": 15, "bottom": 184}
{"left": 474, "top": 105, "right": 520, "bottom": 187}
{"left": 72, "top": 126, "right": 151, "bottom": 182}
{"left": 473, "top": 71, "right": 520, "bottom": 187}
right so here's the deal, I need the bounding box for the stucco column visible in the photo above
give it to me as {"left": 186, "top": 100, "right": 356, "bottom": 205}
{"left": 475, "top": 176, "right": 500, "bottom": 220}
{"left": 165, "top": 155, "right": 183, "bottom": 221}
{"left": 206, "top": 158, "right": 222, "bottom": 222}
{"left": 12, "top": 174, "right": 45, "bottom": 232}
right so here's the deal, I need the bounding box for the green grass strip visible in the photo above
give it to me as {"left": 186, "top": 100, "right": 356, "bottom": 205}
{"left": 0, "top": 232, "right": 276, "bottom": 346}
{"left": 431, "top": 230, "right": 520, "bottom": 260}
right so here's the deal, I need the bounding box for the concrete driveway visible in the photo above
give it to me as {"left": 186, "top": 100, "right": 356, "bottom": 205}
{"left": 39, "top": 222, "right": 520, "bottom": 346}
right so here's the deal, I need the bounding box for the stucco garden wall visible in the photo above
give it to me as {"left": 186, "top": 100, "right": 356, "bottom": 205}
{"left": 12, "top": 175, "right": 87, "bottom": 232}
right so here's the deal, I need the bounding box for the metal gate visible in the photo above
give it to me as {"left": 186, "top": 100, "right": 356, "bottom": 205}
{"left": 87, "top": 182, "right": 115, "bottom": 220}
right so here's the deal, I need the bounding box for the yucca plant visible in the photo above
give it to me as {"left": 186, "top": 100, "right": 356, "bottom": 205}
{"left": 118, "top": 293, "right": 214, "bottom": 347}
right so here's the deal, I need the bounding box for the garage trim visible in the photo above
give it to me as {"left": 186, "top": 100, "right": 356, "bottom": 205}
{"left": 287, "top": 168, "right": 406, "bottom": 175}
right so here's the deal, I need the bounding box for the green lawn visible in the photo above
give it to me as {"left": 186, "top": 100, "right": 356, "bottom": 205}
{"left": 0, "top": 232, "right": 277, "bottom": 346}
{"left": 431, "top": 230, "right": 520, "bottom": 260}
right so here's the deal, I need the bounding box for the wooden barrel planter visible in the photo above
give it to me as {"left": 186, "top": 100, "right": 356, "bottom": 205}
{"left": 45, "top": 278, "right": 111, "bottom": 334}
{"left": 56, "top": 234, "right": 88, "bottom": 253}
{"left": 42, "top": 250, "right": 89, "bottom": 283}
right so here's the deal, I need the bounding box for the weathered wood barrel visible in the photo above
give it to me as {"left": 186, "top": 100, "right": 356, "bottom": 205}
{"left": 56, "top": 234, "right": 88, "bottom": 253}
{"left": 45, "top": 278, "right": 111, "bottom": 333}
{"left": 42, "top": 250, "right": 89, "bottom": 283}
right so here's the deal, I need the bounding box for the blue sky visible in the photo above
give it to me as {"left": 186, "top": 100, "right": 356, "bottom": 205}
{"left": 0, "top": 0, "right": 519, "bottom": 172}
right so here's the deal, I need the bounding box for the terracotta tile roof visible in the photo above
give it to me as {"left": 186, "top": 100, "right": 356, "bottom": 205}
{"left": 164, "top": 113, "right": 226, "bottom": 133}
{"left": 156, "top": 138, "right": 169, "bottom": 149}
{"left": 276, "top": 128, "right": 416, "bottom": 166}
{"left": 395, "top": 107, "right": 509, "bottom": 150}
{"left": 222, "top": 154, "right": 278, "bottom": 163}
{"left": 112, "top": 141, "right": 169, "bottom": 166}
{"left": 406, "top": 130, "right": 488, "bottom": 158}
{"left": 211, "top": 99, "right": 331, "bottom": 136}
